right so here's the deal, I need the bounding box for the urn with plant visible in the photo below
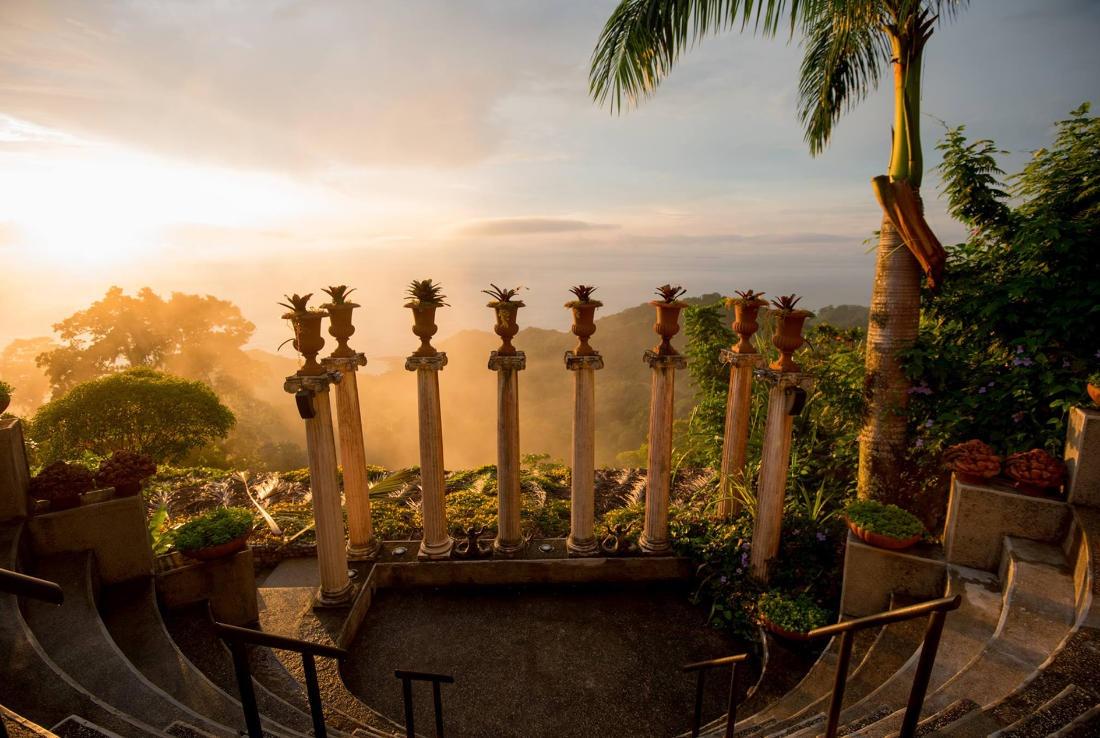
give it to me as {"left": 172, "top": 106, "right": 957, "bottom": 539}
{"left": 405, "top": 279, "right": 449, "bottom": 357}
{"left": 565, "top": 285, "right": 602, "bottom": 356}
{"left": 279, "top": 293, "right": 327, "bottom": 376}
{"left": 321, "top": 285, "right": 359, "bottom": 359}
{"left": 483, "top": 284, "right": 525, "bottom": 356}
{"left": 1088, "top": 371, "right": 1100, "bottom": 408}
{"left": 650, "top": 284, "right": 688, "bottom": 356}
{"left": 726, "top": 289, "right": 767, "bottom": 354}
{"left": 769, "top": 294, "right": 814, "bottom": 373}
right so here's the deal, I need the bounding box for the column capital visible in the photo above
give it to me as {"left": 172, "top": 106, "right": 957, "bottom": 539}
{"left": 643, "top": 350, "right": 688, "bottom": 370}
{"left": 720, "top": 349, "right": 763, "bottom": 369}
{"left": 322, "top": 353, "right": 367, "bottom": 372}
{"left": 405, "top": 352, "right": 448, "bottom": 372}
{"left": 753, "top": 367, "right": 815, "bottom": 390}
{"left": 283, "top": 372, "right": 339, "bottom": 394}
{"left": 488, "top": 351, "right": 526, "bottom": 371}
{"left": 564, "top": 351, "right": 604, "bottom": 371}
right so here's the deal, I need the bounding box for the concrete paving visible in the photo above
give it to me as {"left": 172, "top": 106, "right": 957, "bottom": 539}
{"left": 340, "top": 582, "right": 753, "bottom": 738}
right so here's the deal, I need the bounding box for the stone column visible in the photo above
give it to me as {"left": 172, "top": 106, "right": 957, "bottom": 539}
{"left": 749, "top": 369, "right": 813, "bottom": 581}
{"left": 322, "top": 353, "right": 379, "bottom": 561}
{"left": 489, "top": 351, "right": 526, "bottom": 557}
{"left": 1066, "top": 406, "right": 1100, "bottom": 507}
{"left": 284, "top": 373, "right": 352, "bottom": 606}
{"left": 718, "top": 350, "right": 761, "bottom": 519}
{"left": 406, "top": 354, "right": 453, "bottom": 560}
{"left": 565, "top": 352, "right": 604, "bottom": 556}
{"left": 639, "top": 350, "right": 688, "bottom": 555}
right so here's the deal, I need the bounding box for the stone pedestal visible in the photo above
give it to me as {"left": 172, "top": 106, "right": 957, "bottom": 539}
{"left": 565, "top": 352, "right": 604, "bottom": 557}
{"left": 749, "top": 369, "right": 813, "bottom": 581}
{"left": 405, "top": 354, "right": 453, "bottom": 561}
{"left": 0, "top": 418, "right": 30, "bottom": 522}
{"left": 489, "top": 351, "right": 526, "bottom": 557}
{"left": 639, "top": 351, "right": 688, "bottom": 555}
{"left": 284, "top": 373, "right": 353, "bottom": 606}
{"left": 323, "top": 354, "right": 379, "bottom": 561}
{"left": 1066, "top": 406, "right": 1100, "bottom": 508}
{"left": 718, "top": 350, "right": 761, "bottom": 519}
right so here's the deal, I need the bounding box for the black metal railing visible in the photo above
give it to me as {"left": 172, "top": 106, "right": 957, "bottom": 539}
{"left": 681, "top": 653, "right": 748, "bottom": 738}
{"left": 215, "top": 621, "right": 346, "bottom": 738}
{"left": 395, "top": 669, "right": 454, "bottom": 738}
{"left": 0, "top": 568, "right": 63, "bottom": 738}
{"left": 806, "top": 594, "right": 962, "bottom": 738}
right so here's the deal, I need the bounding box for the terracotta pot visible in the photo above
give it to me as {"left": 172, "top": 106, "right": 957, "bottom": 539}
{"left": 491, "top": 304, "right": 521, "bottom": 356}
{"left": 410, "top": 304, "right": 439, "bottom": 357}
{"left": 847, "top": 520, "right": 921, "bottom": 551}
{"left": 953, "top": 471, "right": 998, "bottom": 487}
{"left": 729, "top": 299, "right": 766, "bottom": 354}
{"left": 44, "top": 495, "right": 80, "bottom": 512}
{"left": 759, "top": 615, "right": 814, "bottom": 642}
{"left": 1004, "top": 449, "right": 1064, "bottom": 495}
{"left": 326, "top": 303, "right": 358, "bottom": 358}
{"left": 650, "top": 301, "right": 685, "bottom": 356}
{"left": 182, "top": 532, "right": 251, "bottom": 561}
{"left": 289, "top": 311, "right": 327, "bottom": 375}
{"left": 1088, "top": 383, "right": 1100, "bottom": 407}
{"left": 770, "top": 310, "right": 813, "bottom": 372}
{"left": 79, "top": 487, "right": 116, "bottom": 506}
{"left": 111, "top": 481, "right": 142, "bottom": 498}
{"left": 569, "top": 303, "right": 599, "bottom": 356}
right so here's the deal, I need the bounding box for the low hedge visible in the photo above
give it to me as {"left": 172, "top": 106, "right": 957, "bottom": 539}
{"left": 844, "top": 499, "right": 924, "bottom": 539}
{"left": 174, "top": 507, "right": 254, "bottom": 552}
{"left": 757, "top": 591, "right": 830, "bottom": 634}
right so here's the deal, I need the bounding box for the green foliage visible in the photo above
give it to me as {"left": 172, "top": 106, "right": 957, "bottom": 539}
{"left": 405, "top": 280, "right": 448, "bottom": 307}
{"left": 0, "top": 380, "right": 12, "bottom": 399}
{"left": 845, "top": 499, "right": 924, "bottom": 538}
{"left": 522, "top": 497, "right": 571, "bottom": 538}
{"left": 904, "top": 105, "right": 1100, "bottom": 455}
{"left": 446, "top": 489, "right": 498, "bottom": 534}
{"left": 148, "top": 506, "right": 173, "bottom": 555}
{"left": 1089, "top": 372, "right": 1100, "bottom": 387}
{"left": 677, "top": 302, "right": 736, "bottom": 469}
{"left": 757, "top": 591, "right": 830, "bottom": 634}
{"left": 173, "top": 507, "right": 253, "bottom": 552}
{"left": 370, "top": 499, "right": 421, "bottom": 540}
{"left": 30, "top": 368, "right": 235, "bottom": 464}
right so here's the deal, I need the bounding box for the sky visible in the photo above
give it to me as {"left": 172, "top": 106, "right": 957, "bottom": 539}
{"left": 1, "top": 0, "right": 1098, "bottom": 360}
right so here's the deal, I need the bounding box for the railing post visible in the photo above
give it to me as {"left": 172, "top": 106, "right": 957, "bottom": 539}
{"left": 565, "top": 352, "right": 603, "bottom": 556}
{"left": 301, "top": 652, "right": 328, "bottom": 738}
{"left": 640, "top": 350, "right": 687, "bottom": 554}
{"left": 489, "top": 350, "right": 527, "bottom": 557}
{"left": 228, "top": 639, "right": 264, "bottom": 738}
{"left": 823, "top": 630, "right": 855, "bottom": 738}
{"left": 432, "top": 679, "right": 446, "bottom": 738}
{"left": 400, "top": 675, "right": 415, "bottom": 738}
{"left": 690, "top": 669, "right": 706, "bottom": 738}
{"left": 406, "top": 354, "right": 454, "bottom": 560}
{"left": 899, "top": 610, "right": 949, "bottom": 738}
{"left": 395, "top": 670, "right": 453, "bottom": 738}
{"left": 723, "top": 663, "right": 739, "bottom": 738}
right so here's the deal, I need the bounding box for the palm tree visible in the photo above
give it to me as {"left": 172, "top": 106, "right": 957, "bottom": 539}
{"left": 590, "top": 0, "right": 967, "bottom": 501}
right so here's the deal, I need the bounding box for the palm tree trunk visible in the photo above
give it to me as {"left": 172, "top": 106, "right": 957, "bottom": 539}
{"left": 857, "top": 211, "right": 922, "bottom": 502}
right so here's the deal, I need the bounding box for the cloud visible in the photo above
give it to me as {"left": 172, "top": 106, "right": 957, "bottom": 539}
{"left": 453, "top": 217, "right": 619, "bottom": 237}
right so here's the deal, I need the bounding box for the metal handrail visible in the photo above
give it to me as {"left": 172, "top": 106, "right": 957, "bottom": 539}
{"left": 681, "top": 653, "right": 748, "bottom": 738}
{"left": 0, "top": 567, "right": 64, "bottom": 604}
{"left": 215, "top": 620, "right": 347, "bottom": 738}
{"left": 395, "top": 669, "right": 454, "bottom": 738}
{"left": 806, "top": 594, "right": 962, "bottom": 738}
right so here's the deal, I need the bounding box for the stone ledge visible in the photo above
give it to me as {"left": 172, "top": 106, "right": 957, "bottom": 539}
{"left": 839, "top": 533, "right": 947, "bottom": 617}
{"left": 156, "top": 548, "right": 259, "bottom": 625}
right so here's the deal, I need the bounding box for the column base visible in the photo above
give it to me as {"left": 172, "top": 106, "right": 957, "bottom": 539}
{"left": 314, "top": 580, "right": 355, "bottom": 609}
{"left": 638, "top": 532, "right": 671, "bottom": 555}
{"left": 347, "top": 538, "right": 381, "bottom": 561}
{"left": 493, "top": 537, "right": 525, "bottom": 558}
{"left": 566, "top": 534, "right": 600, "bottom": 557}
{"left": 417, "top": 537, "right": 454, "bottom": 561}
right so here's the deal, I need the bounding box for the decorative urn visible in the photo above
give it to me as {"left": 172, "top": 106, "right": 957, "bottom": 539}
{"left": 483, "top": 284, "right": 524, "bottom": 356}
{"left": 279, "top": 293, "right": 327, "bottom": 376}
{"left": 565, "top": 285, "right": 601, "bottom": 356}
{"left": 405, "top": 279, "right": 448, "bottom": 357}
{"left": 768, "top": 294, "right": 814, "bottom": 373}
{"left": 321, "top": 285, "right": 359, "bottom": 358}
{"left": 650, "top": 284, "right": 688, "bottom": 356}
{"left": 727, "top": 289, "right": 767, "bottom": 354}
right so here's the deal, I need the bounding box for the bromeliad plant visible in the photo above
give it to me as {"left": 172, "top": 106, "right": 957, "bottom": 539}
{"left": 845, "top": 499, "right": 924, "bottom": 549}
{"left": 757, "top": 591, "right": 830, "bottom": 638}
{"left": 566, "top": 285, "right": 603, "bottom": 357}
{"left": 174, "top": 507, "right": 254, "bottom": 559}
{"left": 406, "top": 279, "right": 449, "bottom": 357}
{"left": 483, "top": 284, "right": 526, "bottom": 356}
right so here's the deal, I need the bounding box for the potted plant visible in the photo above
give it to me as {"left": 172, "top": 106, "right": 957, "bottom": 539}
{"left": 405, "top": 279, "right": 449, "bottom": 357}
{"left": 1088, "top": 371, "right": 1100, "bottom": 407}
{"left": 174, "top": 507, "right": 255, "bottom": 561}
{"left": 29, "top": 461, "right": 96, "bottom": 511}
{"left": 942, "top": 439, "right": 1001, "bottom": 486}
{"left": 95, "top": 451, "right": 157, "bottom": 497}
{"left": 565, "top": 285, "right": 602, "bottom": 356}
{"left": 321, "top": 285, "right": 359, "bottom": 359}
{"left": 845, "top": 499, "right": 925, "bottom": 550}
{"left": 726, "top": 290, "right": 767, "bottom": 354}
{"left": 650, "top": 284, "right": 688, "bottom": 356}
{"left": 757, "top": 591, "right": 830, "bottom": 641}
{"left": 0, "top": 380, "right": 13, "bottom": 415}
{"left": 279, "top": 293, "right": 327, "bottom": 376}
{"left": 1004, "top": 449, "right": 1065, "bottom": 496}
{"left": 768, "top": 294, "right": 814, "bottom": 372}
{"left": 483, "top": 284, "right": 525, "bottom": 356}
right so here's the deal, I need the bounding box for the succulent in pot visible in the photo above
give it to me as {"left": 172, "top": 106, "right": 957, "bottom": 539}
{"left": 845, "top": 499, "right": 925, "bottom": 550}
{"left": 757, "top": 591, "right": 830, "bottom": 641}
{"left": 174, "top": 507, "right": 255, "bottom": 561}
{"left": 279, "top": 293, "right": 328, "bottom": 376}
{"left": 1088, "top": 371, "right": 1100, "bottom": 408}
{"left": 1004, "top": 449, "right": 1065, "bottom": 496}
{"left": 321, "top": 285, "right": 359, "bottom": 359}
{"left": 942, "top": 439, "right": 1001, "bottom": 486}
{"left": 0, "top": 380, "right": 13, "bottom": 415}
{"left": 565, "top": 285, "right": 603, "bottom": 357}
{"left": 649, "top": 284, "right": 688, "bottom": 356}
{"left": 768, "top": 294, "right": 814, "bottom": 372}
{"left": 95, "top": 451, "right": 157, "bottom": 497}
{"left": 483, "top": 283, "right": 525, "bottom": 356}
{"left": 29, "top": 461, "right": 96, "bottom": 511}
{"left": 726, "top": 290, "right": 767, "bottom": 354}
{"left": 405, "top": 279, "right": 449, "bottom": 357}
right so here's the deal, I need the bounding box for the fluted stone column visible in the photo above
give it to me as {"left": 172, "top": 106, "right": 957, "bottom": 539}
{"left": 284, "top": 373, "right": 352, "bottom": 606}
{"left": 406, "top": 353, "right": 453, "bottom": 560}
{"left": 489, "top": 350, "right": 526, "bottom": 557}
{"left": 639, "top": 350, "right": 688, "bottom": 555}
{"left": 718, "top": 350, "right": 761, "bottom": 519}
{"left": 565, "top": 352, "right": 603, "bottom": 556}
{"left": 322, "top": 353, "right": 379, "bottom": 560}
{"left": 749, "top": 369, "right": 813, "bottom": 581}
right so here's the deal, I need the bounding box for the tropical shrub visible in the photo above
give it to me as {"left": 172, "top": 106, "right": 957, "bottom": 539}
{"left": 845, "top": 499, "right": 924, "bottom": 539}
{"left": 446, "top": 489, "right": 498, "bottom": 534}
{"left": 173, "top": 507, "right": 254, "bottom": 553}
{"left": 757, "top": 591, "right": 830, "bottom": 634}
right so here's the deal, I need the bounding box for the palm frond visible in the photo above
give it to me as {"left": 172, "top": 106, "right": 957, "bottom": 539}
{"left": 368, "top": 467, "right": 418, "bottom": 498}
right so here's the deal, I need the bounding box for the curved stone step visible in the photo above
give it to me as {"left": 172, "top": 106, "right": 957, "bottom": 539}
{"left": 0, "top": 523, "right": 168, "bottom": 738}
{"left": 993, "top": 684, "right": 1099, "bottom": 737}
{"left": 98, "top": 579, "right": 303, "bottom": 738}
{"left": 1, "top": 704, "right": 58, "bottom": 738}
{"left": 51, "top": 716, "right": 123, "bottom": 738}
{"left": 1049, "top": 703, "right": 1100, "bottom": 737}
{"left": 23, "top": 554, "right": 238, "bottom": 738}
